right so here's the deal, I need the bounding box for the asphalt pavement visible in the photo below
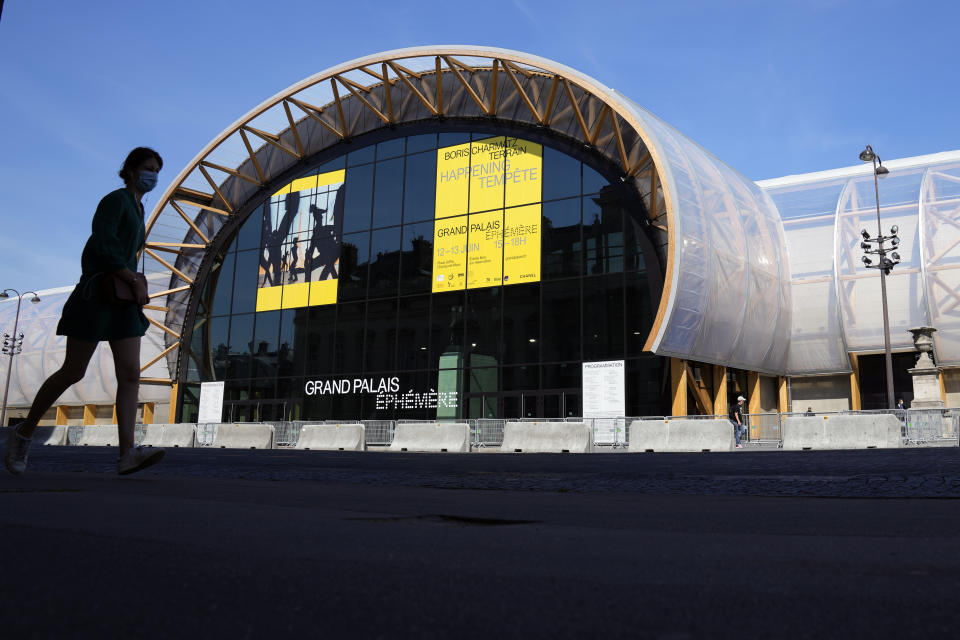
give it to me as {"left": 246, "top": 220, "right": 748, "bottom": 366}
{"left": 2, "top": 443, "right": 959, "bottom": 639}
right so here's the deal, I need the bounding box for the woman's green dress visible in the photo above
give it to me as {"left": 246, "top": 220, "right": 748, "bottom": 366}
{"left": 56, "top": 188, "right": 150, "bottom": 342}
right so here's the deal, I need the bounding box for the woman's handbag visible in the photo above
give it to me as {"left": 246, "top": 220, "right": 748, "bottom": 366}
{"left": 101, "top": 271, "right": 148, "bottom": 306}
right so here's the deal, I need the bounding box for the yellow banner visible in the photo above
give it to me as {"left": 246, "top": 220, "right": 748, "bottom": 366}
{"left": 467, "top": 210, "right": 503, "bottom": 289}
{"left": 503, "top": 204, "right": 541, "bottom": 286}
{"left": 432, "top": 215, "right": 469, "bottom": 292}
{"left": 433, "top": 136, "right": 543, "bottom": 291}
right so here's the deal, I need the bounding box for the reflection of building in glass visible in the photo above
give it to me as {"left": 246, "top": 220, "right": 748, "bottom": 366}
{"left": 4, "top": 47, "right": 960, "bottom": 426}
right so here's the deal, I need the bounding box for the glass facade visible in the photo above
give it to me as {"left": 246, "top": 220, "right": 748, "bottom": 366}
{"left": 182, "top": 128, "right": 662, "bottom": 422}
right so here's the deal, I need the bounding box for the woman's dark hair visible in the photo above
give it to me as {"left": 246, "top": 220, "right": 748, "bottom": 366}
{"left": 119, "top": 147, "right": 163, "bottom": 183}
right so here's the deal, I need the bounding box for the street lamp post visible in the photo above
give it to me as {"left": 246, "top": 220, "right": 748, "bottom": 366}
{"left": 0, "top": 288, "right": 41, "bottom": 427}
{"left": 858, "top": 145, "right": 899, "bottom": 409}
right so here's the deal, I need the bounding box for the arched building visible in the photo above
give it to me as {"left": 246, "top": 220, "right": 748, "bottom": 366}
{"left": 3, "top": 46, "right": 959, "bottom": 427}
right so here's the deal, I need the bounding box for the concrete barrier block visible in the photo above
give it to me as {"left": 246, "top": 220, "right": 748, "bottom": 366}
{"left": 77, "top": 424, "right": 119, "bottom": 447}
{"left": 211, "top": 423, "right": 275, "bottom": 449}
{"left": 296, "top": 423, "right": 365, "bottom": 451}
{"left": 628, "top": 419, "right": 734, "bottom": 452}
{"left": 140, "top": 423, "right": 196, "bottom": 448}
{"left": 500, "top": 421, "right": 593, "bottom": 453}
{"left": 389, "top": 422, "right": 470, "bottom": 453}
{"left": 782, "top": 414, "right": 903, "bottom": 450}
{"left": 37, "top": 426, "right": 68, "bottom": 446}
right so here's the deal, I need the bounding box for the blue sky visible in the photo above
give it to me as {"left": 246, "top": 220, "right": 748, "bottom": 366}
{"left": 1, "top": 0, "right": 957, "bottom": 292}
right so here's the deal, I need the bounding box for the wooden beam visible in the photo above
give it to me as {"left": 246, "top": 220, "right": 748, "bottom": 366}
{"left": 543, "top": 75, "right": 560, "bottom": 125}
{"left": 684, "top": 362, "right": 712, "bottom": 415}
{"left": 287, "top": 96, "right": 345, "bottom": 139}
{"left": 501, "top": 60, "right": 542, "bottom": 124}
{"left": 489, "top": 59, "right": 498, "bottom": 114}
{"left": 386, "top": 61, "right": 439, "bottom": 116}
{"left": 849, "top": 353, "right": 862, "bottom": 410}
{"left": 337, "top": 75, "right": 371, "bottom": 93}
{"left": 144, "top": 248, "right": 194, "bottom": 285}
{"left": 111, "top": 404, "right": 117, "bottom": 425}
{"left": 146, "top": 242, "right": 207, "bottom": 250}
{"left": 382, "top": 63, "right": 395, "bottom": 122}
{"left": 150, "top": 285, "right": 192, "bottom": 298}
{"left": 562, "top": 79, "right": 590, "bottom": 141}
{"left": 649, "top": 165, "right": 659, "bottom": 219}
{"left": 435, "top": 56, "right": 443, "bottom": 115}
{"left": 241, "top": 125, "right": 300, "bottom": 160}
{"left": 282, "top": 100, "right": 305, "bottom": 157}
{"left": 629, "top": 150, "right": 652, "bottom": 177}
{"left": 200, "top": 160, "right": 261, "bottom": 186}
{"left": 168, "top": 383, "right": 179, "bottom": 423}
{"left": 330, "top": 78, "right": 348, "bottom": 136}
{"left": 197, "top": 165, "right": 233, "bottom": 213}
{"left": 337, "top": 76, "right": 390, "bottom": 124}
{"left": 609, "top": 111, "right": 630, "bottom": 173}
{"left": 670, "top": 358, "right": 688, "bottom": 417}
{"left": 172, "top": 199, "right": 231, "bottom": 218}
{"left": 444, "top": 55, "right": 476, "bottom": 74}
{"left": 141, "top": 342, "right": 178, "bottom": 373}
{"left": 55, "top": 405, "right": 68, "bottom": 426}
{"left": 142, "top": 304, "right": 169, "bottom": 312}
{"left": 747, "top": 372, "right": 761, "bottom": 416}
{"left": 142, "top": 402, "right": 155, "bottom": 425}
{"left": 239, "top": 128, "right": 266, "bottom": 183}
{"left": 83, "top": 404, "right": 96, "bottom": 426}
{"left": 713, "top": 365, "right": 728, "bottom": 418}
{"left": 140, "top": 377, "right": 175, "bottom": 386}
{"left": 778, "top": 376, "right": 790, "bottom": 414}
{"left": 169, "top": 201, "right": 211, "bottom": 244}
{"left": 442, "top": 55, "right": 487, "bottom": 114}
{"left": 588, "top": 103, "right": 610, "bottom": 146}
{"left": 147, "top": 316, "right": 182, "bottom": 340}
{"left": 173, "top": 186, "right": 214, "bottom": 203}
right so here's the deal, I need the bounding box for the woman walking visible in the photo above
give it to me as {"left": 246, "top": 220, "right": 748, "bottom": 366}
{"left": 5, "top": 147, "right": 166, "bottom": 476}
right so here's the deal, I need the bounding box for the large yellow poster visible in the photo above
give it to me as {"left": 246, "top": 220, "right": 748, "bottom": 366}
{"left": 256, "top": 169, "right": 344, "bottom": 311}
{"left": 433, "top": 136, "right": 542, "bottom": 292}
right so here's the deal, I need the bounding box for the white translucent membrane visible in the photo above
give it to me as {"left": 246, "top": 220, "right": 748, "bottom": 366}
{"left": 0, "top": 284, "right": 170, "bottom": 408}
{"left": 618, "top": 97, "right": 791, "bottom": 374}
{"left": 761, "top": 153, "right": 960, "bottom": 373}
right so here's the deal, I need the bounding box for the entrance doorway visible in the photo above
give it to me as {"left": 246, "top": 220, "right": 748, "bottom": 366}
{"left": 857, "top": 352, "right": 917, "bottom": 409}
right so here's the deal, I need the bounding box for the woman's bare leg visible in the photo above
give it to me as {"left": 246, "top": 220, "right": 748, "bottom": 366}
{"left": 18, "top": 337, "right": 98, "bottom": 439}
{"left": 109, "top": 336, "right": 141, "bottom": 455}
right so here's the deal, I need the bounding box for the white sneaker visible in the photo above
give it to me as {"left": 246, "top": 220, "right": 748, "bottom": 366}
{"left": 117, "top": 446, "right": 165, "bottom": 475}
{"left": 4, "top": 423, "right": 32, "bottom": 476}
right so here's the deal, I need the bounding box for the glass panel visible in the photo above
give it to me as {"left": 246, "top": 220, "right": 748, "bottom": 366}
{"left": 583, "top": 274, "right": 624, "bottom": 361}
{"left": 315, "top": 156, "right": 345, "bottom": 173}
{"left": 502, "top": 395, "right": 521, "bottom": 419}
{"left": 502, "top": 283, "right": 539, "bottom": 364}
{"left": 397, "top": 295, "right": 430, "bottom": 370}
{"left": 364, "top": 299, "right": 397, "bottom": 372}
{"left": 208, "top": 316, "right": 230, "bottom": 379}
{"left": 347, "top": 145, "right": 375, "bottom": 166}
{"left": 625, "top": 270, "right": 654, "bottom": 357}
{"left": 431, "top": 291, "right": 465, "bottom": 370}
{"left": 542, "top": 363, "right": 580, "bottom": 389}
{"left": 376, "top": 138, "right": 405, "bottom": 160}
{"left": 210, "top": 251, "right": 235, "bottom": 316}
{"left": 232, "top": 249, "right": 260, "bottom": 314}
{"left": 626, "top": 356, "right": 663, "bottom": 416}
{"left": 502, "top": 365, "right": 539, "bottom": 391}
{"left": 465, "top": 287, "right": 500, "bottom": 366}
{"left": 343, "top": 164, "right": 374, "bottom": 233}
{"left": 542, "top": 198, "right": 581, "bottom": 279}
{"left": 403, "top": 151, "right": 437, "bottom": 223}
{"left": 338, "top": 231, "right": 369, "bottom": 301}
{"left": 582, "top": 163, "right": 607, "bottom": 195}
{"left": 305, "top": 305, "right": 336, "bottom": 375}
{"left": 368, "top": 227, "right": 400, "bottom": 299}
{"left": 541, "top": 279, "right": 580, "bottom": 362}
{"left": 406, "top": 133, "right": 436, "bottom": 154}
{"left": 227, "top": 313, "right": 255, "bottom": 378}
{"left": 252, "top": 310, "right": 280, "bottom": 379}
{"left": 278, "top": 307, "right": 306, "bottom": 377}
{"left": 563, "top": 392, "right": 580, "bottom": 417}
{"left": 237, "top": 203, "right": 265, "bottom": 250}
{"left": 542, "top": 146, "right": 580, "bottom": 201}
{"left": 439, "top": 132, "right": 470, "bottom": 148}
{"left": 333, "top": 302, "right": 365, "bottom": 375}
{"left": 583, "top": 191, "right": 624, "bottom": 274}
{"left": 372, "top": 157, "right": 404, "bottom": 228}
{"left": 399, "top": 221, "right": 434, "bottom": 294}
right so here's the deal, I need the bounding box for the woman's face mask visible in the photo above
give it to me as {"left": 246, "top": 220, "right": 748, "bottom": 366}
{"left": 137, "top": 170, "right": 159, "bottom": 193}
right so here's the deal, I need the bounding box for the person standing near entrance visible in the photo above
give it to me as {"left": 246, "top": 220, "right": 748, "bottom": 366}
{"left": 5, "top": 147, "right": 167, "bottom": 476}
{"left": 729, "top": 395, "right": 746, "bottom": 448}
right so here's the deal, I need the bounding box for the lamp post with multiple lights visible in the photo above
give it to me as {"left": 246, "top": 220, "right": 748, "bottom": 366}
{"left": 0, "top": 288, "right": 40, "bottom": 427}
{"left": 858, "top": 145, "right": 899, "bottom": 409}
